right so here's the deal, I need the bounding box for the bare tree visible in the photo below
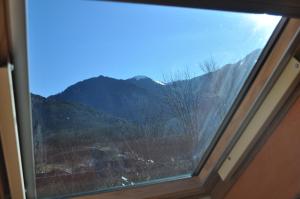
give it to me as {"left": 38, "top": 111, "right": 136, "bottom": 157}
{"left": 198, "top": 57, "right": 229, "bottom": 120}
{"left": 120, "top": 97, "right": 169, "bottom": 172}
{"left": 162, "top": 58, "right": 234, "bottom": 165}
{"left": 162, "top": 69, "right": 204, "bottom": 160}
{"left": 198, "top": 56, "right": 218, "bottom": 74}
{"left": 194, "top": 57, "right": 238, "bottom": 160}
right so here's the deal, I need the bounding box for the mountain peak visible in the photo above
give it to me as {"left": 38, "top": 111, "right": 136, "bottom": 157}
{"left": 130, "top": 75, "right": 150, "bottom": 80}
{"left": 128, "top": 75, "right": 165, "bottom": 86}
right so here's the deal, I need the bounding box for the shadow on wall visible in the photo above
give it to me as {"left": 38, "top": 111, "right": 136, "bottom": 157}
{"left": 0, "top": 139, "right": 10, "bottom": 198}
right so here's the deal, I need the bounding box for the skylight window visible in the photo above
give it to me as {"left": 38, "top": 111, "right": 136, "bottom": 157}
{"left": 26, "top": 0, "right": 280, "bottom": 198}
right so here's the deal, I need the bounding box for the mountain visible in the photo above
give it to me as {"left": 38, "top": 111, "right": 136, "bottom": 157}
{"left": 32, "top": 49, "right": 262, "bottom": 140}
{"left": 32, "top": 49, "right": 263, "bottom": 198}
{"left": 48, "top": 75, "right": 164, "bottom": 122}
{"left": 126, "top": 76, "right": 164, "bottom": 94}
{"left": 31, "top": 94, "right": 134, "bottom": 137}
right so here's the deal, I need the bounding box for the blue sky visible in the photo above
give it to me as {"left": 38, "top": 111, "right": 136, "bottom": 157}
{"left": 27, "top": 0, "right": 280, "bottom": 97}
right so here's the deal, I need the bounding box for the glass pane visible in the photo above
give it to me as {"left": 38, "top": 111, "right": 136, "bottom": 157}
{"left": 27, "top": 0, "right": 280, "bottom": 198}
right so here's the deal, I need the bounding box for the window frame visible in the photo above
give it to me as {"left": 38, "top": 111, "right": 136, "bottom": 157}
{"left": 3, "top": 0, "right": 300, "bottom": 198}
{"left": 74, "top": 18, "right": 300, "bottom": 199}
{"left": 106, "top": 0, "right": 300, "bottom": 18}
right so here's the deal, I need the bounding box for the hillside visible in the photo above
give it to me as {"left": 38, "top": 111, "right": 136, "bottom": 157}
{"left": 32, "top": 49, "right": 262, "bottom": 197}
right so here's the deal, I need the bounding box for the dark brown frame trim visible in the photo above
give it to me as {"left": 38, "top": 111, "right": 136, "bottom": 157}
{"left": 0, "top": 0, "right": 11, "bottom": 65}
{"left": 102, "top": 0, "right": 300, "bottom": 18}
{"left": 0, "top": 140, "right": 9, "bottom": 199}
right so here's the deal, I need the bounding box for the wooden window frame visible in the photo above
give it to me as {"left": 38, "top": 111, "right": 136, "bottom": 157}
{"left": 105, "top": 0, "right": 300, "bottom": 18}
{"left": 211, "top": 65, "right": 300, "bottom": 199}
{"left": 0, "top": 64, "right": 26, "bottom": 199}
{"left": 74, "top": 18, "right": 300, "bottom": 199}
{"left": 1, "top": 0, "right": 300, "bottom": 198}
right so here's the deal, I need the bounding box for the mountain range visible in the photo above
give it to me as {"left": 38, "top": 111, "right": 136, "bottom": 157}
{"left": 31, "top": 49, "right": 261, "bottom": 140}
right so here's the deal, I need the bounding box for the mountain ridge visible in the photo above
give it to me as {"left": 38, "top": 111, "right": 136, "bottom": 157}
{"left": 32, "top": 49, "right": 262, "bottom": 138}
